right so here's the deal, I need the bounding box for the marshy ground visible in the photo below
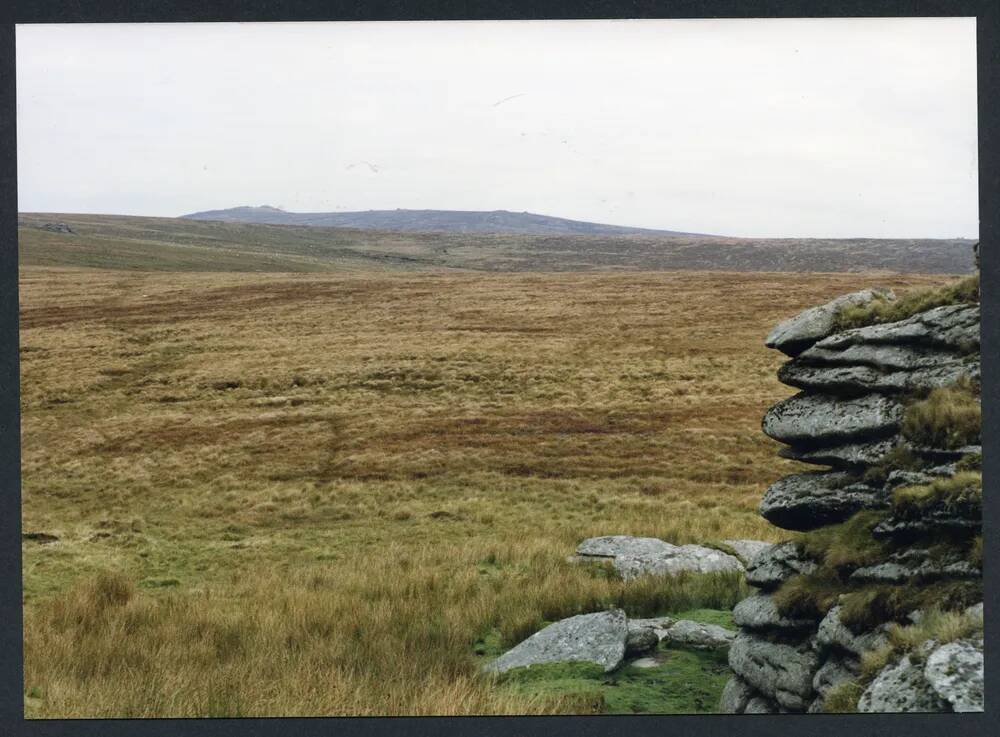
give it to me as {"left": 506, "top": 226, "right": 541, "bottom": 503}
{"left": 19, "top": 266, "right": 950, "bottom": 716}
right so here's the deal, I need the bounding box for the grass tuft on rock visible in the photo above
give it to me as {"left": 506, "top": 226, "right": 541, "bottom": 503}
{"left": 835, "top": 274, "right": 979, "bottom": 330}
{"left": 900, "top": 377, "right": 981, "bottom": 450}
{"left": 891, "top": 472, "right": 981, "bottom": 520}
{"left": 797, "top": 510, "right": 888, "bottom": 570}
{"left": 839, "top": 579, "right": 982, "bottom": 632}
{"left": 821, "top": 680, "right": 863, "bottom": 713}
{"left": 771, "top": 570, "right": 843, "bottom": 620}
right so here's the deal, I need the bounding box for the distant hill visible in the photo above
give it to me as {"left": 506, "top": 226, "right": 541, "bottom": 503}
{"left": 18, "top": 212, "right": 976, "bottom": 274}
{"left": 181, "top": 206, "right": 705, "bottom": 236}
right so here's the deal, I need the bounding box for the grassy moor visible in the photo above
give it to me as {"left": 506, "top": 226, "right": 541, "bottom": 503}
{"left": 19, "top": 263, "right": 952, "bottom": 716}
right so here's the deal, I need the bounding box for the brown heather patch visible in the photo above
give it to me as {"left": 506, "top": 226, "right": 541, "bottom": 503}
{"left": 19, "top": 266, "right": 952, "bottom": 716}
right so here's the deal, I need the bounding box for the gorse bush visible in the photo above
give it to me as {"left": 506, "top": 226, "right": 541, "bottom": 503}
{"left": 835, "top": 274, "right": 979, "bottom": 330}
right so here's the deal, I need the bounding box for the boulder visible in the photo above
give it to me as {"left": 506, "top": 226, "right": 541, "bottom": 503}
{"left": 764, "top": 289, "right": 894, "bottom": 357}
{"left": 483, "top": 609, "right": 627, "bottom": 674}
{"left": 759, "top": 471, "right": 887, "bottom": 531}
{"left": 812, "top": 653, "right": 860, "bottom": 697}
{"left": 778, "top": 356, "right": 979, "bottom": 396}
{"left": 744, "top": 542, "right": 817, "bottom": 590}
{"left": 727, "top": 631, "right": 820, "bottom": 711}
{"left": 663, "top": 619, "right": 734, "bottom": 650}
{"left": 857, "top": 644, "right": 948, "bottom": 713}
{"left": 816, "top": 304, "right": 979, "bottom": 356}
{"left": 733, "top": 593, "right": 818, "bottom": 631}
{"left": 815, "top": 606, "right": 889, "bottom": 657}
{"left": 873, "top": 509, "right": 981, "bottom": 540}
{"left": 744, "top": 696, "right": 779, "bottom": 713}
{"left": 625, "top": 619, "right": 663, "bottom": 654}
{"left": 924, "top": 638, "right": 984, "bottom": 712}
{"left": 718, "top": 675, "right": 756, "bottom": 714}
{"left": 574, "top": 536, "right": 743, "bottom": 580}
{"left": 719, "top": 539, "right": 772, "bottom": 565}
{"left": 778, "top": 436, "right": 898, "bottom": 469}
{"left": 849, "top": 549, "right": 980, "bottom": 584}
{"left": 763, "top": 392, "right": 903, "bottom": 446}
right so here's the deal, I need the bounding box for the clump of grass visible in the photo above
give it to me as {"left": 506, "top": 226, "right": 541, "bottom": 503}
{"left": 891, "top": 472, "right": 981, "bottom": 519}
{"left": 900, "top": 378, "right": 981, "bottom": 450}
{"left": 772, "top": 570, "right": 843, "bottom": 620}
{"left": 821, "top": 680, "right": 863, "bottom": 713}
{"left": 955, "top": 451, "right": 982, "bottom": 472}
{"left": 861, "top": 445, "right": 923, "bottom": 486}
{"left": 797, "top": 510, "right": 888, "bottom": 570}
{"left": 835, "top": 275, "right": 979, "bottom": 330}
{"left": 839, "top": 579, "right": 982, "bottom": 631}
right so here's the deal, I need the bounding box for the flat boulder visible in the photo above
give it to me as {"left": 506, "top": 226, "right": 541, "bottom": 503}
{"left": 662, "top": 619, "right": 734, "bottom": 650}
{"left": 733, "top": 593, "right": 817, "bottom": 631}
{"left": 764, "top": 289, "right": 893, "bottom": 357}
{"left": 849, "top": 549, "right": 980, "bottom": 584}
{"left": 483, "top": 610, "right": 627, "bottom": 674}
{"left": 815, "top": 606, "right": 889, "bottom": 657}
{"left": 759, "top": 471, "right": 887, "bottom": 531}
{"left": 816, "top": 303, "right": 979, "bottom": 355}
{"left": 574, "top": 536, "right": 743, "bottom": 580}
{"left": 744, "top": 542, "right": 817, "bottom": 590}
{"left": 719, "top": 539, "right": 772, "bottom": 565}
{"left": 778, "top": 436, "right": 898, "bottom": 469}
{"left": 778, "top": 355, "right": 978, "bottom": 396}
{"left": 763, "top": 392, "right": 903, "bottom": 446}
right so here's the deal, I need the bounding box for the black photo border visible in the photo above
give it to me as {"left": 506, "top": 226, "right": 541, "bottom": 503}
{"left": 0, "top": 2, "right": 996, "bottom": 736}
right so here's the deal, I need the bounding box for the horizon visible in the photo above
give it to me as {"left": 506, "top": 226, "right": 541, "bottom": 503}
{"left": 17, "top": 18, "right": 979, "bottom": 239}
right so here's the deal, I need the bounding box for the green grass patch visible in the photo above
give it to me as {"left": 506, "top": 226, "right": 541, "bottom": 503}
{"left": 797, "top": 510, "right": 888, "bottom": 570}
{"left": 835, "top": 275, "right": 979, "bottom": 330}
{"left": 497, "top": 645, "right": 732, "bottom": 714}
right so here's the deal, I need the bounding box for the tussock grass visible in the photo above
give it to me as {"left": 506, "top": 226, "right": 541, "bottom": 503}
{"left": 901, "top": 378, "right": 981, "bottom": 449}
{"left": 892, "top": 471, "right": 982, "bottom": 518}
{"left": 835, "top": 274, "right": 979, "bottom": 330}
{"left": 19, "top": 267, "right": 953, "bottom": 716}
{"left": 838, "top": 580, "right": 982, "bottom": 631}
{"left": 797, "top": 510, "right": 888, "bottom": 570}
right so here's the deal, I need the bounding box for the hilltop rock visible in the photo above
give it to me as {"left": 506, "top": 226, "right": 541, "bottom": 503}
{"left": 574, "top": 536, "right": 743, "bottom": 580}
{"left": 483, "top": 610, "right": 627, "bottom": 674}
{"left": 816, "top": 304, "right": 979, "bottom": 355}
{"left": 719, "top": 539, "right": 772, "bottom": 564}
{"left": 924, "top": 638, "right": 984, "bottom": 712}
{"left": 733, "top": 593, "right": 817, "bottom": 631}
{"left": 718, "top": 675, "right": 756, "bottom": 713}
{"left": 744, "top": 542, "right": 817, "bottom": 590}
{"left": 762, "top": 392, "right": 903, "bottom": 446}
{"left": 727, "top": 632, "right": 820, "bottom": 711}
{"left": 764, "top": 288, "right": 894, "bottom": 357}
{"left": 815, "top": 606, "right": 890, "bottom": 657}
{"left": 857, "top": 644, "right": 947, "bottom": 713}
{"left": 759, "top": 471, "right": 887, "bottom": 531}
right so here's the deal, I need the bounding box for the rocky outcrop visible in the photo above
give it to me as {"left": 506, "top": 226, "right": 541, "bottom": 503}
{"left": 722, "top": 255, "right": 983, "bottom": 714}
{"left": 573, "top": 536, "right": 745, "bottom": 580}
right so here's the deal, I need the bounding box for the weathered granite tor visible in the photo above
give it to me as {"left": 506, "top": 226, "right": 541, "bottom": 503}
{"left": 721, "top": 251, "right": 983, "bottom": 714}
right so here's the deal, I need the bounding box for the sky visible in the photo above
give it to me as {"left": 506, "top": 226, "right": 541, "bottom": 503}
{"left": 16, "top": 18, "right": 978, "bottom": 238}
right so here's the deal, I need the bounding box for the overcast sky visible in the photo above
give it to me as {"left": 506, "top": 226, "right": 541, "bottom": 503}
{"left": 16, "top": 18, "right": 978, "bottom": 238}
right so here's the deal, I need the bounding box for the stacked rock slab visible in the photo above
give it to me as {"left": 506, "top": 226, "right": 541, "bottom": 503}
{"left": 722, "top": 266, "right": 983, "bottom": 714}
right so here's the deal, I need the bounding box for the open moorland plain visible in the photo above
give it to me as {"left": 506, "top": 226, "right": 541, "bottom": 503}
{"left": 17, "top": 219, "right": 958, "bottom": 716}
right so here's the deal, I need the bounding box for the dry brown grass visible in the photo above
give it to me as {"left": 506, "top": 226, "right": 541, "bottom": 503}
{"left": 19, "top": 266, "right": 951, "bottom": 717}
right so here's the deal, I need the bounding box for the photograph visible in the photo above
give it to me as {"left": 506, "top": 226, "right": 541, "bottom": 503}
{"left": 14, "top": 16, "right": 983, "bottom": 717}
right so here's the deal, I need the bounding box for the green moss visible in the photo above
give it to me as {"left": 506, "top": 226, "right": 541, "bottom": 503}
{"left": 497, "top": 646, "right": 732, "bottom": 714}
{"left": 901, "top": 379, "right": 981, "bottom": 450}
{"left": 891, "top": 472, "right": 981, "bottom": 519}
{"left": 835, "top": 275, "right": 979, "bottom": 331}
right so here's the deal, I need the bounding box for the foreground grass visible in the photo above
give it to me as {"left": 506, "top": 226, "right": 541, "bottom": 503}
{"left": 20, "top": 267, "right": 952, "bottom": 716}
